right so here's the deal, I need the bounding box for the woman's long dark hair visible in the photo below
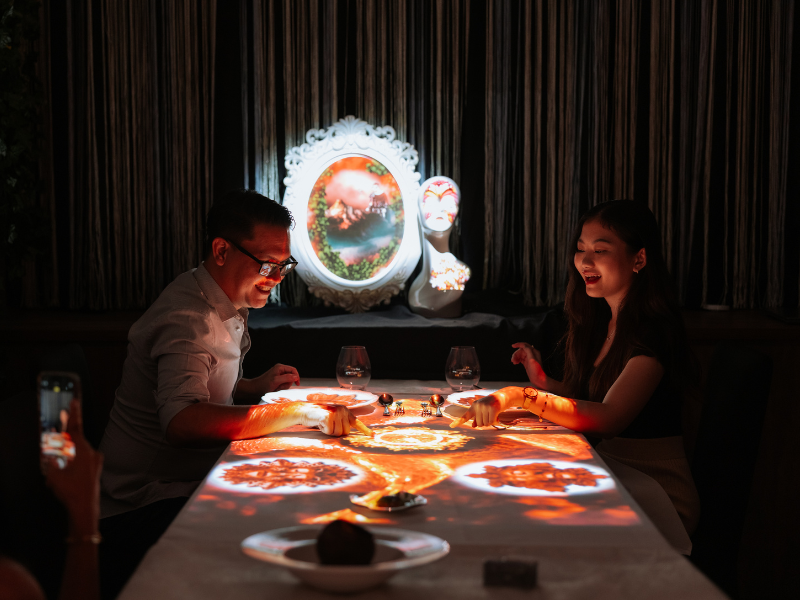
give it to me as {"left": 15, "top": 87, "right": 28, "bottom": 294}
{"left": 563, "top": 200, "right": 696, "bottom": 402}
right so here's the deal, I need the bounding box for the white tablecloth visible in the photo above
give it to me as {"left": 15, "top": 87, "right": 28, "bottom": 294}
{"left": 119, "top": 380, "right": 726, "bottom": 599}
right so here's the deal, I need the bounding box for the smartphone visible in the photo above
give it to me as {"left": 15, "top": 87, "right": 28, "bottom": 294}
{"left": 38, "top": 371, "right": 81, "bottom": 469}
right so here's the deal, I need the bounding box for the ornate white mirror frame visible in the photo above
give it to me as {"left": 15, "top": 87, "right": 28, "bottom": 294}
{"left": 282, "top": 116, "right": 422, "bottom": 312}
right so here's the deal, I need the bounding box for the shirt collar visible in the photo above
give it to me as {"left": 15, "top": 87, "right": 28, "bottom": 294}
{"left": 194, "top": 263, "right": 249, "bottom": 323}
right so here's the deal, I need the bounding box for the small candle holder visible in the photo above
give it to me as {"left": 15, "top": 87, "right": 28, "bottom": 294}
{"left": 420, "top": 402, "right": 431, "bottom": 417}
{"left": 429, "top": 394, "right": 445, "bottom": 417}
{"left": 393, "top": 401, "right": 405, "bottom": 416}
{"left": 377, "top": 393, "right": 394, "bottom": 416}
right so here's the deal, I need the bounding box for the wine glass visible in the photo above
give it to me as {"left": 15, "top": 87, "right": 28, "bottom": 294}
{"left": 336, "top": 346, "right": 371, "bottom": 390}
{"left": 445, "top": 346, "right": 481, "bottom": 391}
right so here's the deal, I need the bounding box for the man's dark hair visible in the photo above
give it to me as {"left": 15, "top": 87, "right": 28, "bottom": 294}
{"left": 205, "top": 189, "right": 295, "bottom": 254}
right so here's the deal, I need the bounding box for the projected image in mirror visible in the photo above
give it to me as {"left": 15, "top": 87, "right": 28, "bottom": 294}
{"left": 453, "top": 459, "right": 614, "bottom": 496}
{"left": 207, "top": 457, "right": 364, "bottom": 494}
{"left": 308, "top": 156, "right": 404, "bottom": 281}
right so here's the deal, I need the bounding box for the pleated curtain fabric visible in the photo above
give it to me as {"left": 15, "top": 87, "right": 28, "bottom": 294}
{"left": 482, "top": 0, "right": 796, "bottom": 309}
{"left": 484, "top": 0, "right": 640, "bottom": 306}
{"left": 63, "top": 0, "right": 216, "bottom": 309}
{"left": 36, "top": 0, "right": 797, "bottom": 309}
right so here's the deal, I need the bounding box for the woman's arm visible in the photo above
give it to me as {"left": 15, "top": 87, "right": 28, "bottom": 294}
{"left": 510, "top": 342, "right": 574, "bottom": 396}
{"left": 453, "top": 355, "right": 664, "bottom": 438}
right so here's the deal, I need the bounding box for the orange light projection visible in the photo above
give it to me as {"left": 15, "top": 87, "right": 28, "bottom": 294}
{"left": 220, "top": 459, "right": 356, "bottom": 491}
{"left": 469, "top": 463, "right": 607, "bottom": 492}
{"left": 300, "top": 509, "right": 393, "bottom": 525}
{"left": 192, "top": 399, "right": 640, "bottom": 528}
{"left": 454, "top": 459, "right": 613, "bottom": 496}
{"left": 207, "top": 457, "right": 363, "bottom": 494}
{"left": 344, "top": 427, "right": 472, "bottom": 452}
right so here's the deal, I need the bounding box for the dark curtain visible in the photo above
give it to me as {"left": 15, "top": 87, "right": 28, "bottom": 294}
{"left": 482, "top": 0, "right": 798, "bottom": 309}
{"left": 31, "top": 0, "right": 217, "bottom": 309}
{"left": 24, "top": 0, "right": 799, "bottom": 309}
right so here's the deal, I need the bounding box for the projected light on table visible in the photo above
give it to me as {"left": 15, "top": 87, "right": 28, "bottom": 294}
{"left": 344, "top": 427, "right": 472, "bottom": 452}
{"left": 453, "top": 459, "right": 614, "bottom": 497}
{"left": 208, "top": 457, "right": 364, "bottom": 494}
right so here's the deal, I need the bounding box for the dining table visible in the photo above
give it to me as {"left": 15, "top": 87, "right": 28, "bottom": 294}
{"left": 118, "top": 379, "right": 727, "bottom": 599}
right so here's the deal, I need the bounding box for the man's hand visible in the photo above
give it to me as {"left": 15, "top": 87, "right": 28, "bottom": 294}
{"left": 43, "top": 400, "right": 103, "bottom": 536}
{"left": 261, "top": 363, "right": 300, "bottom": 392}
{"left": 511, "top": 342, "right": 548, "bottom": 388}
{"left": 236, "top": 364, "right": 300, "bottom": 402}
{"left": 299, "top": 404, "right": 359, "bottom": 436}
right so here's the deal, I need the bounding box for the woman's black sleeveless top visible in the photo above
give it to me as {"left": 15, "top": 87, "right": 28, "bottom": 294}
{"left": 585, "top": 328, "right": 684, "bottom": 439}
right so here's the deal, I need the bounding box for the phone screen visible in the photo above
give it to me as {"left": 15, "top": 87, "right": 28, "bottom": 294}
{"left": 39, "top": 371, "right": 81, "bottom": 469}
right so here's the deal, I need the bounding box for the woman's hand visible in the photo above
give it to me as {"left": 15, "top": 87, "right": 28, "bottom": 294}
{"left": 449, "top": 388, "right": 521, "bottom": 428}
{"left": 511, "top": 342, "right": 548, "bottom": 388}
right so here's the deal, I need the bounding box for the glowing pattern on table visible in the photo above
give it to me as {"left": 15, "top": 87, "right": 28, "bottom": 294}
{"left": 192, "top": 399, "right": 639, "bottom": 528}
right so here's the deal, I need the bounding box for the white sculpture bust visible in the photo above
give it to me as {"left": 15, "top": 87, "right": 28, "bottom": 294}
{"left": 408, "top": 177, "right": 471, "bottom": 317}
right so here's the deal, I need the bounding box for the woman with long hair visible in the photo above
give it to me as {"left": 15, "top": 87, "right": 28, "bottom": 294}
{"left": 451, "top": 200, "right": 700, "bottom": 550}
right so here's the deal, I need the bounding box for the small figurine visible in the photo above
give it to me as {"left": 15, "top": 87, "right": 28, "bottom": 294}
{"left": 393, "top": 401, "right": 405, "bottom": 416}
{"left": 420, "top": 402, "right": 432, "bottom": 417}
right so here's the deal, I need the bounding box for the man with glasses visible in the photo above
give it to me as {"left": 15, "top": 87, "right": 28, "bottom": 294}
{"left": 97, "top": 190, "right": 359, "bottom": 598}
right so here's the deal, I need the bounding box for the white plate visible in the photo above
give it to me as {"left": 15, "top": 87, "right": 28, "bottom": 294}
{"left": 242, "top": 525, "right": 450, "bottom": 593}
{"left": 452, "top": 459, "right": 615, "bottom": 496}
{"left": 446, "top": 389, "right": 502, "bottom": 407}
{"left": 260, "top": 387, "right": 378, "bottom": 409}
{"left": 207, "top": 457, "right": 365, "bottom": 494}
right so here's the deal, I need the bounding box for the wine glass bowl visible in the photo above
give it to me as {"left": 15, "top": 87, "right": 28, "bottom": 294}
{"left": 445, "top": 346, "right": 480, "bottom": 391}
{"left": 336, "top": 346, "right": 371, "bottom": 390}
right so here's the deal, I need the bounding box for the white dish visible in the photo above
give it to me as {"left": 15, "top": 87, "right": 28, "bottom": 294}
{"left": 452, "top": 459, "right": 615, "bottom": 496}
{"left": 260, "top": 387, "right": 378, "bottom": 409}
{"left": 446, "top": 389, "right": 501, "bottom": 407}
{"left": 242, "top": 525, "right": 450, "bottom": 593}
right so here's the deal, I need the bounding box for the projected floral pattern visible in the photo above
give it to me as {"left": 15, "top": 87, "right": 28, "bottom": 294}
{"left": 208, "top": 457, "right": 363, "bottom": 494}
{"left": 469, "top": 462, "right": 607, "bottom": 493}
{"left": 221, "top": 459, "right": 357, "bottom": 491}
{"left": 453, "top": 459, "right": 615, "bottom": 497}
{"left": 345, "top": 426, "right": 472, "bottom": 452}
{"left": 308, "top": 156, "right": 404, "bottom": 281}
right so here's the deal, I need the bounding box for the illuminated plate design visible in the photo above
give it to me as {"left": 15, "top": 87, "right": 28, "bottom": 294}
{"left": 307, "top": 156, "right": 404, "bottom": 282}
{"left": 452, "top": 459, "right": 615, "bottom": 497}
{"left": 260, "top": 387, "right": 377, "bottom": 409}
{"left": 344, "top": 426, "right": 472, "bottom": 452}
{"left": 446, "top": 389, "right": 500, "bottom": 408}
{"left": 208, "top": 457, "right": 364, "bottom": 495}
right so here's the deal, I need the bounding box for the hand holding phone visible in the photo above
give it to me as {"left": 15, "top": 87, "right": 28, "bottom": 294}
{"left": 42, "top": 399, "right": 103, "bottom": 538}
{"left": 39, "top": 371, "right": 81, "bottom": 469}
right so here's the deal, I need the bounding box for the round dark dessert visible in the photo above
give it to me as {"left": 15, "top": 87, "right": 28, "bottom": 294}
{"left": 316, "top": 519, "right": 376, "bottom": 565}
{"left": 375, "top": 491, "right": 416, "bottom": 508}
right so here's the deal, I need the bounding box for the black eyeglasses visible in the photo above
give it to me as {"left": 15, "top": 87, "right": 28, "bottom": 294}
{"left": 227, "top": 240, "right": 298, "bottom": 278}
